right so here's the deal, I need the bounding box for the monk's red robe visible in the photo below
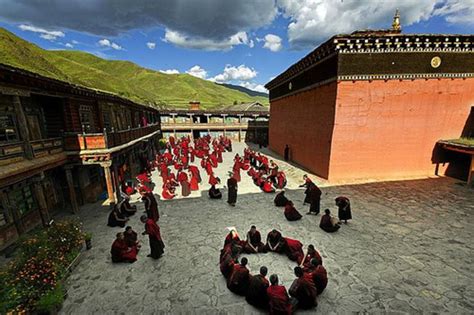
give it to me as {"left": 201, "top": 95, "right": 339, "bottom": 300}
{"left": 136, "top": 173, "right": 150, "bottom": 183}
{"left": 217, "top": 149, "right": 223, "bottom": 163}
{"left": 246, "top": 274, "right": 269, "bottom": 309}
{"left": 220, "top": 251, "right": 235, "bottom": 278}
{"left": 227, "top": 264, "right": 250, "bottom": 296}
{"left": 190, "top": 174, "right": 199, "bottom": 191}
{"left": 209, "top": 173, "right": 219, "bottom": 186}
{"left": 311, "top": 265, "right": 328, "bottom": 295}
{"left": 161, "top": 188, "right": 175, "bottom": 200}
{"left": 210, "top": 154, "right": 218, "bottom": 167}
{"left": 143, "top": 192, "right": 159, "bottom": 222}
{"left": 302, "top": 250, "right": 323, "bottom": 268}
{"left": 111, "top": 239, "right": 137, "bottom": 263}
{"left": 267, "top": 285, "right": 292, "bottom": 315}
{"left": 188, "top": 165, "right": 201, "bottom": 183}
{"left": 200, "top": 159, "right": 207, "bottom": 169}
{"left": 284, "top": 204, "right": 302, "bottom": 221}
{"left": 284, "top": 238, "right": 304, "bottom": 263}
{"left": 289, "top": 275, "right": 317, "bottom": 309}
{"left": 262, "top": 181, "right": 275, "bottom": 193}
{"left": 243, "top": 230, "right": 264, "bottom": 253}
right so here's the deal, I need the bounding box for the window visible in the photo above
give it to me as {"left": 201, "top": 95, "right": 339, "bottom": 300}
{"left": 103, "top": 111, "right": 111, "bottom": 131}
{"left": 0, "top": 113, "right": 18, "bottom": 142}
{"left": 27, "top": 114, "right": 43, "bottom": 140}
{"left": 9, "top": 185, "right": 38, "bottom": 216}
{"left": 79, "top": 105, "right": 95, "bottom": 132}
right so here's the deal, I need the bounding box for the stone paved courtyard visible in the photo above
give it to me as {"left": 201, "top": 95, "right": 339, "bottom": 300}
{"left": 60, "top": 143, "right": 474, "bottom": 314}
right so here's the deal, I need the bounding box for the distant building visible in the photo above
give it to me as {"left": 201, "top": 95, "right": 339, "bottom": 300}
{"left": 160, "top": 101, "right": 269, "bottom": 144}
{"left": 0, "top": 63, "right": 161, "bottom": 250}
{"left": 266, "top": 12, "right": 473, "bottom": 183}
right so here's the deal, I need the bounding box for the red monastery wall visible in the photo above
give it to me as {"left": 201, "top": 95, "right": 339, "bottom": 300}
{"left": 329, "top": 78, "right": 474, "bottom": 181}
{"left": 269, "top": 82, "right": 337, "bottom": 179}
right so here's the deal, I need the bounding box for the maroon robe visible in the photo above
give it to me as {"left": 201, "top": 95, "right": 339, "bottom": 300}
{"left": 111, "top": 239, "right": 137, "bottom": 263}
{"left": 227, "top": 263, "right": 250, "bottom": 296}
{"left": 302, "top": 250, "right": 323, "bottom": 269}
{"left": 243, "top": 230, "right": 264, "bottom": 253}
{"left": 284, "top": 204, "right": 302, "bottom": 221}
{"left": 143, "top": 192, "right": 159, "bottom": 222}
{"left": 284, "top": 238, "right": 304, "bottom": 263}
{"left": 246, "top": 274, "right": 269, "bottom": 308}
{"left": 144, "top": 218, "right": 164, "bottom": 259}
{"left": 311, "top": 265, "right": 328, "bottom": 295}
{"left": 267, "top": 285, "right": 292, "bottom": 315}
{"left": 289, "top": 274, "right": 317, "bottom": 309}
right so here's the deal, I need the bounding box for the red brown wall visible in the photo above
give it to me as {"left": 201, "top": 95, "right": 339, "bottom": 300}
{"left": 329, "top": 78, "right": 474, "bottom": 181}
{"left": 269, "top": 82, "right": 337, "bottom": 178}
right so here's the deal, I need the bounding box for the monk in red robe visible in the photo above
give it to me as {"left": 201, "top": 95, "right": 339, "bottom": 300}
{"left": 320, "top": 209, "right": 340, "bottom": 233}
{"left": 189, "top": 170, "right": 199, "bottom": 191}
{"left": 243, "top": 225, "right": 264, "bottom": 253}
{"left": 111, "top": 232, "right": 137, "bottom": 263}
{"left": 188, "top": 165, "right": 201, "bottom": 183}
{"left": 141, "top": 191, "right": 159, "bottom": 222}
{"left": 301, "top": 244, "right": 323, "bottom": 269}
{"left": 227, "top": 257, "right": 250, "bottom": 296}
{"left": 284, "top": 237, "right": 304, "bottom": 263}
{"left": 267, "top": 274, "right": 292, "bottom": 315}
{"left": 264, "top": 229, "right": 285, "bottom": 253}
{"left": 220, "top": 245, "right": 240, "bottom": 278}
{"left": 284, "top": 201, "right": 302, "bottom": 221}
{"left": 262, "top": 179, "right": 276, "bottom": 193}
{"left": 177, "top": 170, "right": 191, "bottom": 197}
{"left": 161, "top": 182, "right": 176, "bottom": 200}
{"left": 289, "top": 267, "right": 317, "bottom": 309}
{"left": 140, "top": 215, "right": 164, "bottom": 259}
{"left": 209, "top": 172, "right": 219, "bottom": 186}
{"left": 309, "top": 260, "right": 328, "bottom": 295}
{"left": 246, "top": 266, "right": 269, "bottom": 309}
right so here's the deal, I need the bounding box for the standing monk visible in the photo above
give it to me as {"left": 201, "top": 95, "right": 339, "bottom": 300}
{"left": 336, "top": 196, "right": 352, "bottom": 224}
{"left": 177, "top": 169, "right": 191, "bottom": 197}
{"left": 300, "top": 174, "right": 315, "bottom": 205}
{"left": 227, "top": 172, "right": 238, "bottom": 206}
{"left": 308, "top": 184, "right": 322, "bottom": 215}
{"left": 140, "top": 215, "right": 164, "bottom": 259}
{"left": 141, "top": 191, "right": 159, "bottom": 222}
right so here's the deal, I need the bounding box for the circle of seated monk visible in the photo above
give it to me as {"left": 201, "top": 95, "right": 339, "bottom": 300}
{"left": 219, "top": 228, "right": 326, "bottom": 312}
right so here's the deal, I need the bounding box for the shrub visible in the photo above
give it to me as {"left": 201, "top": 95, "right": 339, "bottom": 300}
{"left": 0, "top": 219, "right": 84, "bottom": 313}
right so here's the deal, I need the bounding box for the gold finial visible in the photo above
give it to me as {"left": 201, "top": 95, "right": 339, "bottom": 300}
{"left": 392, "top": 9, "right": 401, "bottom": 32}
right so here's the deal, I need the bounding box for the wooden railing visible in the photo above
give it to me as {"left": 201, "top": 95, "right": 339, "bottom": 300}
{"left": 64, "top": 123, "right": 160, "bottom": 151}
{"left": 31, "top": 138, "right": 64, "bottom": 158}
{"left": 0, "top": 141, "right": 25, "bottom": 165}
{"left": 161, "top": 121, "right": 268, "bottom": 130}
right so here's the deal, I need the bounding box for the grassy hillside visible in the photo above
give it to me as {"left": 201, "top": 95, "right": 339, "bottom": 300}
{"left": 0, "top": 28, "right": 268, "bottom": 109}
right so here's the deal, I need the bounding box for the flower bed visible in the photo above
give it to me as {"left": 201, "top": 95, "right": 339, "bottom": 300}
{"left": 0, "top": 219, "right": 86, "bottom": 314}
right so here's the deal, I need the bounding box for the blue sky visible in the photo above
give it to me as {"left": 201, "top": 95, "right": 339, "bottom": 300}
{"left": 0, "top": 0, "right": 472, "bottom": 93}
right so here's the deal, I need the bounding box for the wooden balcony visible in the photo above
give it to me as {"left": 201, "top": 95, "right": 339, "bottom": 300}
{"left": 64, "top": 123, "right": 161, "bottom": 151}
{"left": 0, "top": 141, "right": 25, "bottom": 165}
{"left": 160, "top": 121, "right": 268, "bottom": 131}
{"left": 0, "top": 137, "right": 63, "bottom": 166}
{"left": 31, "top": 138, "right": 64, "bottom": 158}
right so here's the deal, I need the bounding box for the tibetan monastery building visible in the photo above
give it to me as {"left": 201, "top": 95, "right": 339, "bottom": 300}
{"left": 265, "top": 13, "right": 474, "bottom": 183}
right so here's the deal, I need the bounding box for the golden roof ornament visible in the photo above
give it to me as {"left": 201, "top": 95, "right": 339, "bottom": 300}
{"left": 392, "top": 9, "right": 401, "bottom": 32}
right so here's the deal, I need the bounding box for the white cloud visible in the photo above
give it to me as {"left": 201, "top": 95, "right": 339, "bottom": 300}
{"left": 163, "top": 29, "right": 253, "bottom": 51}
{"left": 240, "top": 82, "right": 268, "bottom": 94}
{"left": 71, "top": 40, "right": 79, "bottom": 44}
{"left": 277, "top": 0, "right": 439, "bottom": 48}
{"left": 263, "top": 34, "right": 282, "bottom": 52}
{"left": 211, "top": 65, "right": 257, "bottom": 83}
{"left": 159, "top": 69, "right": 180, "bottom": 74}
{"left": 65, "top": 43, "right": 74, "bottom": 48}
{"left": 146, "top": 42, "right": 156, "bottom": 49}
{"left": 186, "top": 65, "right": 207, "bottom": 79}
{"left": 19, "top": 24, "right": 65, "bottom": 41}
{"left": 98, "top": 38, "right": 123, "bottom": 50}
{"left": 433, "top": 0, "right": 474, "bottom": 25}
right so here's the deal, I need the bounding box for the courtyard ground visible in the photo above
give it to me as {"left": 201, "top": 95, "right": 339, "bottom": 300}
{"left": 60, "top": 142, "right": 474, "bottom": 314}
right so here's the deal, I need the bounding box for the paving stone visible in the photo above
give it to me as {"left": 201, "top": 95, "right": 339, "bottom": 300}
{"left": 58, "top": 142, "right": 474, "bottom": 314}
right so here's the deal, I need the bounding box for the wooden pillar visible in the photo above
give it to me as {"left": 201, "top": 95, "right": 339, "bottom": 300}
{"left": 113, "top": 162, "right": 121, "bottom": 202}
{"left": 468, "top": 155, "right": 474, "bottom": 187}
{"left": 64, "top": 166, "right": 79, "bottom": 214}
{"left": 101, "top": 161, "right": 116, "bottom": 204}
{"left": 12, "top": 95, "right": 34, "bottom": 159}
{"left": 32, "top": 176, "right": 50, "bottom": 226}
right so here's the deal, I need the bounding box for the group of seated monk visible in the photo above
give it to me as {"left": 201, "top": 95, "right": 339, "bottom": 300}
{"left": 219, "top": 228, "right": 328, "bottom": 313}
{"left": 107, "top": 196, "right": 137, "bottom": 228}
{"left": 274, "top": 191, "right": 303, "bottom": 222}
{"left": 110, "top": 226, "right": 141, "bottom": 263}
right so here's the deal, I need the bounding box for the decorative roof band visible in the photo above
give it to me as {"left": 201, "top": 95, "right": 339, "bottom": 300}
{"left": 338, "top": 73, "right": 474, "bottom": 81}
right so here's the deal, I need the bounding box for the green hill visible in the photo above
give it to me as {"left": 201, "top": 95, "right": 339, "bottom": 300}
{"left": 0, "top": 28, "right": 268, "bottom": 109}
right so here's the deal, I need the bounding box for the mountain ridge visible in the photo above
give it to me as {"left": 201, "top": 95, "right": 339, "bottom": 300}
{"left": 0, "top": 28, "right": 268, "bottom": 109}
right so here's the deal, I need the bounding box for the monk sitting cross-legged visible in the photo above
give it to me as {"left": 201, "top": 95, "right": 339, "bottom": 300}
{"left": 264, "top": 229, "right": 285, "bottom": 253}
{"left": 246, "top": 266, "right": 269, "bottom": 309}
{"left": 227, "top": 257, "right": 250, "bottom": 296}
{"left": 284, "top": 200, "right": 302, "bottom": 221}
{"left": 267, "top": 274, "right": 292, "bottom": 315}
{"left": 289, "top": 266, "right": 318, "bottom": 310}
{"left": 111, "top": 232, "right": 138, "bottom": 263}
{"left": 243, "top": 225, "right": 265, "bottom": 254}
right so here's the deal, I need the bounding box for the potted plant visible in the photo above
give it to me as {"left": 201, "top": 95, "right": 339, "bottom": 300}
{"left": 84, "top": 232, "right": 92, "bottom": 250}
